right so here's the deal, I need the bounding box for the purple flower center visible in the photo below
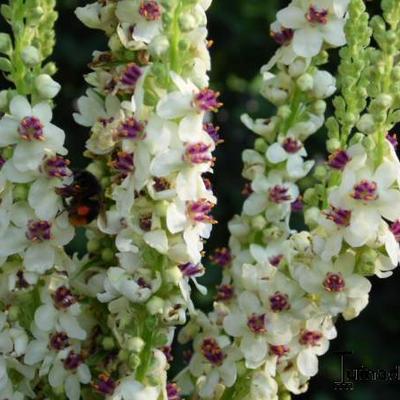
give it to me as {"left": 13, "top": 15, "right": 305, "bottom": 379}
{"left": 201, "top": 337, "right": 225, "bottom": 366}
{"left": 269, "top": 254, "right": 284, "bottom": 267}
{"left": 269, "top": 185, "right": 291, "bottom": 203}
{"left": 111, "top": 151, "right": 134, "bottom": 176}
{"left": 325, "top": 206, "right": 351, "bottom": 227}
{"left": 179, "top": 262, "right": 204, "bottom": 277}
{"left": 271, "top": 27, "right": 294, "bottom": 46}
{"left": 120, "top": 63, "right": 142, "bottom": 88}
{"left": 247, "top": 313, "right": 267, "bottom": 334}
{"left": 139, "top": 214, "right": 152, "bottom": 231}
{"left": 282, "top": 137, "right": 302, "bottom": 153}
{"left": 194, "top": 88, "right": 222, "bottom": 112}
{"left": 328, "top": 150, "right": 350, "bottom": 170}
{"left": 53, "top": 286, "right": 77, "bottom": 309}
{"left": 95, "top": 374, "right": 116, "bottom": 395}
{"left": 63, "top": 351, "right": 82, "bottom": 370}
{"left": 270, "top": 344, "right": 290, "bottom": 357}
{"left": 162, "top": 346, "right": 174, "bottom": 363}
{"left": 352, "top": 180, "right": 378, "bottom": 201}
{"left": 291, "top": 197, "right": 304, "bottom": 212}
{"left": 299, "top": 330, "right": 323, "bottom": 346}
{"left": 306, "top": 6, "right": 329, "bottom": 24}
{"left": 26, "top": 220, "right": 52, "bottom": 242}
{"left": 19, "top": 116, "right": 44, "bottom": 141}
{"left": 117, "top": 117, "right": 145, "bottom": 140}
{"left": 153, "top": 177, "right": 170, "bottom": 192}
{"left": 0, "top": 155, "right": 5, "bottom": 169}
{"left": 50, "top": 332, "right": 69, "bottom": 351}
{"left": 210, "top": 247, "right": 232, "bottom": 268}
{"left": 390, "top": 220, "right": 400, "bottom": 241}
{"left": 137, "top": 277, "right": 151, "bottom": 289}
{"left": 269, "top": 291, "right": 290, "bottom": 312}
{"left": 187, "top": 199, "right": 216, "bottom": 224}
{"left": 167, "top": 383, "right": 181, "bottom": 400}
{"left": 216, "top": 284, "right": 235, "bottom": 301}
{"left": 184, "top": 142, "right": 212, "bottom": 164}
{"left": 387, "top": 133, "right": 398, "bottom": 149}
{"left": 139, "top": 0, "right": 162, "bottom": 21}
{"left": 323, "top": 272, "right": 346, "bottom": 292}
{"left": 44, "top": 156, "right": 72, "bottom": 178}
{"left": 204, "top": 122, "right": 222, "bottom": 144}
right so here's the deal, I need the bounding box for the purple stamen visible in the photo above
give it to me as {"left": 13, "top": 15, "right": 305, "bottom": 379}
{"left": 352, "top": 180, "right": 378, "bottom": 201}
{"left": 247, "top": 313, "right": 267, "bottom": 334}
{"left": 325, "top": 206, "right": 351, "bottom": 227}
{"left": 390, "top": 220, "right": 400, "bottom": 241}
{"left": 184, "top": 142, "right": 213, "bottom": 164}
{"left": 139, "top": 0, "right": 162, "bottom": 21}
{"left": 116, "top": 117, "right": 145, "bottom": 140}
{"left": 95, "top": 374, "right": 116, "bottom": 395}
{"left": 63, "top": 351, "right": 82, "bottom": 370}
{"left": 204, "top": 122, "right": 222, "bottom": 144}
{"left": 19, "top": 116, "right": 44, "bottom": 141}
{"left": 271, "top": 27, "right": 294, "bottom": 46}
{"left": 269, "top": 291, "right": 290, "bottom": 312}
{"left": 167, "top": 383, "right": 181, "bottom": 400}
{"left": 111, "top": 151, "right": 134, "bottom": 176}
{"left": 178, "top": 262, "right": 204, "bottom": 277}
{"left": 328, "top": 150, "right": 350, "bottom": 170}
{"left": 187, "top": 199, "right": 216, "bottom": 224}
{"left": 44, "top": 156, "right": 72, "bottom": 178}
{"left": 299, "top": 330, "right": 323, "bottom": 346}
{"left": 26, "top": 220, "right": 52, "bottom": 242}
{"left": 50, "top": 332, "right": 69, "bottom": 351}
{"left": 201, "top": 337, "right": 225, "bottom": 366}
{"left": 120, "top": 64, "right": 142, "bottom": 88}
{"left": 210, "top": 247, "right": 232, "bottom": 268}
{"left": 323, "top": 272, "right": 346, "bottom": 292}
{"left": 269, "top": 185, "right": 291, "bottom": 203}
{"left": 53, "top": 286, "right": 77, "bottom": 310}
{"left": 282, "top": 137, "right": 302, "bottom": 153}
{"left": 194, "top": 89, "right": 222, "bottom": 112}
{"left": 306, "top": 6, "right": 329, "bottom": 24}
{"left": 216, "top": 284, "right": 234, "bottom": 301}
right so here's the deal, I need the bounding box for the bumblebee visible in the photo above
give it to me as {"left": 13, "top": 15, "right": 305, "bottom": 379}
{"left": 57, "top": 170, "right": 103, "bottom": 226}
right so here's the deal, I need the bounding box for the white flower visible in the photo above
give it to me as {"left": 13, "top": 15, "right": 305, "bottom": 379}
{"left": 243, "top": 171, "right": 299, "bottom": 222}
{"left": 292, "top": 317, "right": 337, "bottom": 378}
{"left": 327, "top": 159, "right": 400, "bottom": 258}
{"left": 48, "top": 351, "right": 91, "bottom": 400}
{"left": 0, "top": 96, "right": 66, "bottom": 172}
{"left": 34, "top": 286, "right": 87, "bottom": 340}
{"left": 223, "top": 291, "right": 292, "bottom": 369}
{"left": 189, "top": 335, "right": 241, "bottom": 399}
{"left": 266, "top": 137, "right": 314, "bottom": 179}
{"left": 295, "top": 252, "right": 371, "bottom": 318}
{"left": 35, "top": 74, "right": 61, "bottom": 99}
{"left": 0, "top": 206, "right": 74, "bottom": 274}
{"left": 166, "top": 199, "right": 214, "bottom": 263}
{"left": 108, "top": 378, "right": 160, "bottom": 400}
{"left": 277, "top": 0, "right": 349, "bottom": 58}
{"left": 97, "top": 251, "right": 161, "bottom": 305}
{"left": 116, "top": 0, "right": 163, "bottom": 46}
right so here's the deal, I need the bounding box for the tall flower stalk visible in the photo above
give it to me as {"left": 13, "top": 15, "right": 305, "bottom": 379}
{"left": 73, "top": 0, "right": 219, "bottom": 398}
{"left": 0, "top": 1, "right": 92, "bottom": 399}
{"left": 176, "top": 0, "right": 400, "bottom": 399}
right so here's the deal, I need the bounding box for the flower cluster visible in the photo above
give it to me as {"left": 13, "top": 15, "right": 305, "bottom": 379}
{"left": 0, "top": 1, "right": 91, "bottom": 399}
{"left": 176, "top": 0, "right": 400, "bottom": 399}
{"left": 73, "top": 0, "right": 218, "bottom": 397}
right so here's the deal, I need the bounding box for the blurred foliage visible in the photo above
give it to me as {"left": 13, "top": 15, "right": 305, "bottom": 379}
{"left": 1, "top": 0, "right": 400, "bottom": 398}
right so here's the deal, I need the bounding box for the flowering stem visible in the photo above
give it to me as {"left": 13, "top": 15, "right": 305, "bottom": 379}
{"left": 170, "top": 0, "right": 183, "bottom": 73}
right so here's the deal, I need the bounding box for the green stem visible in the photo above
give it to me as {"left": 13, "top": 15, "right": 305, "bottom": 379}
{"left": 170, "top": 1, "right": 182, "bottom": 74}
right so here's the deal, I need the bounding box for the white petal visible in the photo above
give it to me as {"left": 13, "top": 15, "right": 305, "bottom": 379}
{"left": 297, "top": 349, "right": 318, "bottom": 377}
{"left": 266, "top": 143, "right": 287, "bottom": 164}
{"left": 143, "top": 230, "right": 169, "bottom": 254}
{"left": 65, "top": 375, "right": 80, "bottom": 400}
{"left": 24, "top": 243, "right": 55, "bottom": 273}
{"left": 10, "top": 96, "right": 32, "bottom": 119}
{"left": 0, "top": 117, "right": 19, "bottom": 146}
{"left": 34, "top": 305, "right": 57, "bottom": 331}
{"left": 293, "top": 27, "right": 323, "bottom": 58}
{"left": 32, "top": 102, "right": 52, "bottom": 124}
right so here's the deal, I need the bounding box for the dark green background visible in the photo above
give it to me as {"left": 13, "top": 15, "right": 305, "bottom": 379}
{"left": 3, "top": 0, "right": 400, "bottom": 398}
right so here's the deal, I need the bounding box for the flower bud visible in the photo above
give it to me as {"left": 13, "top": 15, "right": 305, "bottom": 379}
{"left": 314, "top": 165, "right": 327, "bottom": 181}
{"left": 127, "top": 337, "right": 145, "bottom": 353}
{"left": 312, "top": 99, "right": 326, "bottom": 115}
{"left": 356, "top": 248, "right": 378, "bottom": 276}
{"left": 35, "top": 74, "right": 61, "bottom": 99}
{"left": 0, "top": 57, "right": 11, "bottom": 72}
{"left": 288, "top": 58, "right": 307, "bottom": 77}
{"left": 251, "top": 215, "right": 267, "bottom": 231}
{"left": 21, "top": 46, "right": 41, "bottom": 66}
{"left": 101, "top": 248, "right": 114, "bottom": 263}
{"left": 147, "top": 296, "right": 164, "bottom": 315}
{"left": 326, "top": 138, "right": 341, "bottom": 153}
{"left": 179, "top": 13, "right": 197, "bottom": 31}
{"left": 277, "top": 105, "right": 291, "bottom": 119}
{"left": 356, "top": 113, "right": 375, "bottom": 134}
{"left": 164, "top": 266, "right": 182, "bottom": 285}
{"left": 0, "top": 33, "right": 11, "bottom": 54}
{"left": 102, "top": 337, "right": 115, "bottom": 350}
{"left": 304, "top": 207, "right": 320, "bottom": 228}
{"left": 149, "top": 35, "right": 170, "bottom": 58}
{"left": 128, "top": 354, "right": 141, "bottom": 369}
{"left": 297, "top": 73, "right": 313, "bottom": 91}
